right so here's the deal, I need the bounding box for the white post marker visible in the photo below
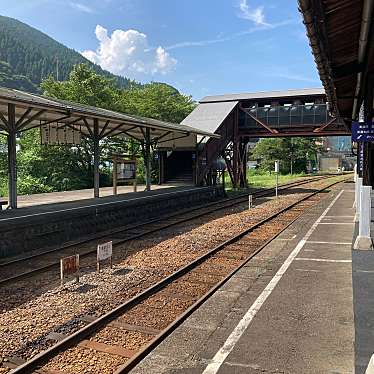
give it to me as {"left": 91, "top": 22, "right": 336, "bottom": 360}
{"left": 353, "top": 164, "right": 357, "bottom": 209}
{"left": 355, "top": 177, "right": 363, "bottom": 221}
{"left": 275, "top": 160, "right": 280, "bottom": 198}
{"left": 97, "top": 241, "right": 113, "bottom": 272}
{"left": 60, "top": 254, "right": 80, "bottom": 286}
{"left": 354, "top": 185, "right": 373, "bottom": 250}
{"left": 248, "top": 195, "right": 253, "bottom": 209}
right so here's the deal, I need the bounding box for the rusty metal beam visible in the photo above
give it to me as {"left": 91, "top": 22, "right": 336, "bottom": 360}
{"left": 313, "top": 117, "right": 338, "bottom": 132}
{"left": 240, "top": 107, "right": 279, "bottom": 134}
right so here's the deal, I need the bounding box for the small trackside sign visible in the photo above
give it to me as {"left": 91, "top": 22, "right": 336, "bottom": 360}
{"left": 60, "top": 254, "right": 80, "bottom": 286}
{"left": 97, "top": 241, "right": 113, "bottom": 272}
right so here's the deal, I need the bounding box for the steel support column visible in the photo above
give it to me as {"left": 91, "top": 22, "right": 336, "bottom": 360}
{"left": 239, "top": 139, "right": 248, "bottom": 188}
{"left": 7, "top": 104, "right": 17, "bottom": 208}
{"left": 145, "top": 127, "right": 151, "bottom": 191}
{"left": 93, "top": 118, "right": 100, "bottom": 198}
{"left": 232, "top": 107, "right": 239, "bottom": 188}
{"left": 158, "top": 151, "right": 165, "bottom": 185}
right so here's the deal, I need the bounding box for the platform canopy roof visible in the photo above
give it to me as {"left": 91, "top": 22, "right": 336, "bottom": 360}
{"left": 181, "top": 100, "right": 238, "bottom": 135}
{"left": 200, "top": 88, "right": 326, "bottom": 104}
{"left": 299, "top": 0, "right": 374, "bottom": 121}
{"left": 0, "top": 87, "right": 220, "bottom": 141}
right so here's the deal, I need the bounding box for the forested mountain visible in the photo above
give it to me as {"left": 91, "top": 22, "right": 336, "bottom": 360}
{"left": 0, "top": 60, "right": 38, "bottom": 92}
{"left": 0, "top": 15, "right": 133, "bottom": 91}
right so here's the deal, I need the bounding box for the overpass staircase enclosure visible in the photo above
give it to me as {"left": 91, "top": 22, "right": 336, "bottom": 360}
{"left": 181, "top": 88, "right": 351, "bottom": 187}
{"left": 161, "top": 150, "right": 193, "bottom": 184}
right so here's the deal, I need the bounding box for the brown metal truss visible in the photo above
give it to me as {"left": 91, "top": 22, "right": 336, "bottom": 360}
{"left": 240, "top": 106, "right": 279, "bottom": 134}
{"left": 313, "top": 117, "right": 337, "bottom": 133}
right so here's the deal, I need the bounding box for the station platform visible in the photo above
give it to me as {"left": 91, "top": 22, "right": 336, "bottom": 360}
{"left": 12, "top": 183, "right": 184, "bottom": 208}
{"left": 0, "top": 185, "right": 224, "bottom": 259}
{"left": 130, "top": 181, "right": 374, "bottom": 374}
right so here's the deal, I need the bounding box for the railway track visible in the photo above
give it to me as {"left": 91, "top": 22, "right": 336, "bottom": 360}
{"left": 0, "top": 174, "right": 338, "bottom": 286}
{"left": 6, "top": 176, "right": 348, "bottom": 374}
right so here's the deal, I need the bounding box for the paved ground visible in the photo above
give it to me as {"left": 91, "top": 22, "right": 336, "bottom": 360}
{"left": 131, "top": 182, "right": 359, "bottom": 374}
{"left": 0, "top": 184, "right": 201, "bottom": 220}
{"left": 14, "top": 183, "right": 183, "bottom": 208}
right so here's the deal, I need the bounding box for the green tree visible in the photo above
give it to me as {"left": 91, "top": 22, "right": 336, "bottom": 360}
{"left": 118, "top": 82, "right": 196, "bottom": 123}
{"left": 41, "top": 64, "right": 120, "bottom": 109}
{"left": 251, "top": 137, "right": 323, "bottom": 174}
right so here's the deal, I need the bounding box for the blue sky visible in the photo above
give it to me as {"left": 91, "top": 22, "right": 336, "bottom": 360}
{"left": 0, "top": 0, "right": 321, "bottom": 99}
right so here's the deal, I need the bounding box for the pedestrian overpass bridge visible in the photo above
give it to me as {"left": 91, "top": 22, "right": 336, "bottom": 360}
{"left": 181, "top": 88, "right": 351, "bottom": 187}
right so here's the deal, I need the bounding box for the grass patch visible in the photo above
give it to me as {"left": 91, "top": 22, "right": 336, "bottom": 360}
{"left": 223, "top": 170, "right": 351, "bottom": 190}
{"left": 247, "top": 171, "right": 307, "bottom": 188}
{"left": 224, "top": 170, "right": 307, "bottom": 190}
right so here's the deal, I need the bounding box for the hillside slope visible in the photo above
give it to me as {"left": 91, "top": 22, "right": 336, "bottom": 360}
{"left": 0, "top": 15, "right": 132, "bottom": 90}
{"left": 0, "top": 60, "right": 38, "bottom": 92}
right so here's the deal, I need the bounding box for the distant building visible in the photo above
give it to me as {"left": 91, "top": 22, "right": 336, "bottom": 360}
{"left": 324, "top": 136, "right": 351, "bottom": 152}
{"left": 318, "top": 136, "right": 354, "bottom": 171}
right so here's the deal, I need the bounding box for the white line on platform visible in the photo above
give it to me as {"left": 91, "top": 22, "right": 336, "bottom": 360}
{"left": 201, "top": 189, "right": 345, "bottom": 374}
{"left": 324, "top": 216, "right": 354, "bottom": 218}
{"left": 295, "top": 258, "right": 351, "bottom": 263}
{"left": 306, "top": 241, "right": 352, "bottom": 245}
{"left": 304, "top": 249, "right": 315, "bottom": 252}
{"left": 276, "top": 234, "right": 297, "bottom": 241}
{"left": 355, "top": 270, "right": 374, "bottom": 274}
{"left": 318, "top": 222, "right": 355, "bottom": 225}
{"left": 295, "top": 268, "right": 321, "bottom": 273}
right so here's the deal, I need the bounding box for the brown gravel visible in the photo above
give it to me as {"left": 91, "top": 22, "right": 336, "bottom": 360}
{"left": 42, "top": 346, "right": 126, "bottom": 374}
{"left": 93, "top": 327, "right": 153, "bottom": 351}
{"left": 120, "top": 304, "right": 179, "bottom": 330}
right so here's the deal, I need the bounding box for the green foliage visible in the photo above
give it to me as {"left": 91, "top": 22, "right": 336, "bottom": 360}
{"left": 119, "top": 82, "right": 196, "bottom": 123}
{"left": 16, "top": 129, "right": 91, "bottom": 193}
{"left": 0, "top": 15, "right": 135, "bottom": 91}
{"left": 0, "top": 60, "right": 39, "bottom": 93}
{"left": 251, "top": 138, "right": 323, "bottom": 174}
{"left": 17, "top": 175, "right": 53, "bottom": 195}
{"left": 41, "top": 64, "right": 120, "bottom": 109}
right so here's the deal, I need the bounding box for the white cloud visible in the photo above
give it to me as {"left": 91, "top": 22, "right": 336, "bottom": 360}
{"left": 82, "top": 25, "right": 177, "bottom": 76}
{"left": 69, "top": 2, "right": 94, "bottom": 13}
{"left": 264, "top": 67, "right": 320, "bottom": 83}
{"left": 238, "top": 0, "right": 269, "bottom": 26}
{"left": 276, "top": 73, "right": 319, "bottom": 83}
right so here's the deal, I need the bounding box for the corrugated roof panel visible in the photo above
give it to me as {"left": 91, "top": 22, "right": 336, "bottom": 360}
{"left": 201, "top": 88, "right": 325, "bottom": 103}
{"left": 181, "top": 101, "right": 238, "bottom": 134}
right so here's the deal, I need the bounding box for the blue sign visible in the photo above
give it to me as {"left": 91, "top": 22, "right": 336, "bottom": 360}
{"left": 352, "top": 121, "right": 374, "bottom": 141}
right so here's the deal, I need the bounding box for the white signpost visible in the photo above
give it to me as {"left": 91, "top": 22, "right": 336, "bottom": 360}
{"left": 248, "top": 195, "right": 253, "bottom": 209}
{"left": 97, "top": 241, "right": 113, "bottom": 272}
{"left": 275, "top": 160, "right": 280, "bottom": 198}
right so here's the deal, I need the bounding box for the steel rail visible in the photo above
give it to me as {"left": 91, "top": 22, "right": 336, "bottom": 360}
{"left": 9, "top": 177, "right": 348, "bottom": 374}
{"left": 0, "top": 175, "right": 337, "bottom": 287}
